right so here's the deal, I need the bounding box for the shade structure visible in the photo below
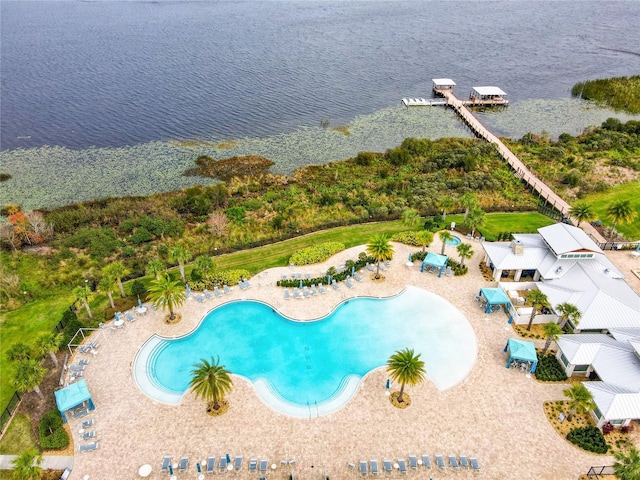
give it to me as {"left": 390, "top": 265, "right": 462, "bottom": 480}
{"left": 504, "top": 338, "right": 538, "bottom": 373}
{"left": 420, "top": 252, "right": 448, "bottom": 277}
{"left": 479, "top": 287, "right": 511, "bottom": 313}
{"left": 54, "top": 379, "right": 95, "bottom": 422}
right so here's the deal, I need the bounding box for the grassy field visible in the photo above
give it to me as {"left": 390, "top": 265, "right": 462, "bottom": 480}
{"left": 445, "top": 212, "right": 555, "bottom": 241}
{"left": 576, "top": 181, "right": 640, "bottom": 241}
{"left": 0, "top": 414, "right": 37, "bottom": 454}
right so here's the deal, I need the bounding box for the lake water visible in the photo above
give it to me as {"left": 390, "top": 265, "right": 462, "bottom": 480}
{"left": 1, "top": 0, "right": 640, "bottom": 208}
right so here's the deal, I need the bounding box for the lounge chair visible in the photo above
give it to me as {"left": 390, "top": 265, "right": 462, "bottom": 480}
{"left": 244, "top": 279, "right": 251, "bottom": 289}
{"left": 78, "top": 442, "right": 98, "bottom": 452}
{"left": 195, "top": 294, "right": 205, "bottom": 303}
{"left": 72, "top": 408, "right": 88, "bottom": 418}
{"left": 204, "top": 289, "right": 214, "bottom": 299}
{"left": 303, "top": 287, "right": 311, "bottom": 298}
{"left": 332, "top": 279, "right": 340, "bottom": 290}
{"left": 82, "top": 430, "right": 95, "bottom": 440}
{"left": 60, "top": 467, "right": 71, "bottom": 480}
{"left": 223, "top": 285, "right": 232, "bottom": 294}
{"left": 214, "top": 286, "right": 223, "bottom": 297}
{"left": 259, "top": 459, "right": 268, "bottom": 473}
{"left": 218, "top": 456, "right": 227, "bottom": 472}
{"left": 311, "top": 285, "right": 319, "bottom": 295}
{"left": 448, "top": 455, "right": 459, "bottom": 468}
{"left": 345, "top": 277, "right": 354, "bottom": 288}
{"left": 293, "top": 288, "right": 302, "bottom": 299}
{"left": 249, "top": 459, "right": 258, "bottom": 472}
{"left": 459, "top": 455, "right": 469, "bottom": 468}
{"left": 161, "top": 456, "right": 172, "bottom": 473}
{"left": 383, "top": 460, "right": 392, "bottom": 474}
{"left": 470, "top": 457, "right": 480, "bottom": 470}
{"left": 378, "top": 262, "right": 386, "bottom": 271}
{"left": 370, "top": 460, "right": 379, "bottom": 475}
{"left": 435, "top": 455, "right": 445, "bottom": 469}
{"left": 179, "top": 457, "right": 189, "bottom": 472}
{"left": 71, "top": 371, "right": 83, "bottom": 378}
{"left": 446, "top": 266, "right": 453, "bottom": 276}
{"left": 79, "top": 346, "right": 92, "bottom": 354}
{"left": 89, "top": 341, "right": 99, "bottom": 349}
{"left": 385, "top": 260, "right": 391, "bottom": 267}
{"left": 408, "top": 456, "right": 417, "bottom": 470}
{"left": 234, "top": 456, "right": 243, "bottom": 470}
{"left": 366, "top": 263, "right": 375, "bottom": 272}
{"left": 397, "top": 459, "right": 407, "bottom": 474}
{"left": 289, "top": 460, "right": 296, "bottom": 465}
{"left": 347, "top": 462, "right": 355, "bottom": 470}
{"left": 284, "top": 289, "right": 291, "bottom": 300}
{"left": 69, "top": 365, "right": 85, "bottom": 371}
{"left": 318, "top": 283, "right": 327, "bottom": 294}
{"left": 206, "top": 457, "right": 216, "bottom": 474}
{"left": 81, "top": 418, "right": 94, "bottom": 428}
{"left": 359, "top": 460, "right": 367, "bottom": 476}
{"left": 281, "top": 274, "right": 288, "bottom": 280}
{"left": 421, "top": 455, "right": 431, "bottom": 469}
{"left": 354, "top": 272, "right": 363, "bottom": 282}
{"left": 79, "top": 359, "right": 90, "bottom": 366}
{"left": 125, "top": 311, "right": 135, "bottom": 322}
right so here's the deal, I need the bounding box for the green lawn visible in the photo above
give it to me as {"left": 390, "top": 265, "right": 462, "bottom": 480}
{"left": 575, "top": 181, "right": 640, "bottom": 241}
{"left": 0, "top": 414, "right": 37, "bottom": 454}
{"left": 445, "top": 212, "right": 555, "bottom": 241}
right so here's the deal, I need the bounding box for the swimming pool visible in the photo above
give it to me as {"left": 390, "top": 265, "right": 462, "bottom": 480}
{"left": 133, "top": 286, "right": 477, "bottom": 417}
{"left": 446, "top": 235, "right": 462, "bottom": 246}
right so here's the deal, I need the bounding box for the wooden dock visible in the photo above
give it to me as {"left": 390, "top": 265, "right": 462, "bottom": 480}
{"left": 401, "top": 98, "right": 447, "bottom": 107}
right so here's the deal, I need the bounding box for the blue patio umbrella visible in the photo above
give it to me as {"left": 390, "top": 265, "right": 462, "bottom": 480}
{"left": 138, "top": 295, "right": 143, "bottom": 308}
{"left": 408, "top": 253, "right": 412, "bottom": 261}
{"left": 385, "top": 379, "right": 390, "bottom": 389}
{"left": 186, "top": 284, "right": 191, "bottom": 297}
{"left": 197, "top": 462, "right": 202, "bottom": 473}
{"left": 351, "top": 266, "right": 355, "bottom": 275}
{"left": 299, "top": 280, "right": 303, "bottom": 289}
{"left": 328, "top": 275, "right": 332, "bottom": 285}
{"left": 226, "top": 453, "right": 231, "bottom": 464}
{"left": 168, "top": 465, "right": 173, "bottom": 475}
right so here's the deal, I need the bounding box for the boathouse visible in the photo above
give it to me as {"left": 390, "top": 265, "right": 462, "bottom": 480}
{"left": 432, "top": 78, "right": 456, "bottom": 95}
{"left": 469, "top": 86, "right": 508, "bottom": 105}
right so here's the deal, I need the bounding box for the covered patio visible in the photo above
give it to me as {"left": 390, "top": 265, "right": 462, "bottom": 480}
{"left": 54, "top": 379, "right": 95, "bottom": 423}
{"left": 420, "top": 252, "right": 448, "bottom": 277}
{"left": 504, "top": 338, "right": 538, "bottom": 373}
{"left": 478, "top": 287, "right": 511, "bottom": 314}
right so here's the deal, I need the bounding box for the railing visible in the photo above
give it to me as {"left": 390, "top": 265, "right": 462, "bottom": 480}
{"left": 586, "top": 466, "right": 614, "bottom": 479}
{"left": 0, "top": 391, "right": 22, "bottom": 435}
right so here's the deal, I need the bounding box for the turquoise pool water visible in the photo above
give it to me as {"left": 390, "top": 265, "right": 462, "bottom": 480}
{"left": 133, "top": 286, "right": 477, "bottom": 417}
{"left": 446, "top": 235, "right": 462, "bottom": 246}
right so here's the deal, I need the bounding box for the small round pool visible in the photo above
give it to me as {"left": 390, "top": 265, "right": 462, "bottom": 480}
{"left": 133, "top": 286, "right": 477, "bottom": 417}
{"left": 446, "top": 235, "right": 462, "bottom": 246}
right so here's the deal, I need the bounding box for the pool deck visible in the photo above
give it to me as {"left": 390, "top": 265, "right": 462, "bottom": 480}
{"left": 67, "top": 238, "right": 636, "bottom": 480}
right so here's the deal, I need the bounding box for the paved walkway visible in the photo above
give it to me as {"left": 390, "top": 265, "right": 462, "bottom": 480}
{"left": 0, "top": 454, "right": 73, "bottom": 470}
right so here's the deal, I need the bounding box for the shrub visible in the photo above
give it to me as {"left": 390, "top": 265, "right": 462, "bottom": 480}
{"left": 289, "top": 242, "right": 345, "bottom": 265}
{"left": 209, "top": 269, "right": 251, "bottom": 287}
{"left": 390, "top": 231, "right": 420, "bottom": 246}
{"left": 130, "top": 280, "right": 147, "bottom": 298}
{"left": 39, "top": 409, "right": 69, "bottom": 449}
{"left": 535, "top": 354, "right": 568, "bottom": 382}
{"left": 446, "top": 258, "right": 468, "bottom": 276}
{"left": 566, "top": 426, "right": 608, "bottom": 454}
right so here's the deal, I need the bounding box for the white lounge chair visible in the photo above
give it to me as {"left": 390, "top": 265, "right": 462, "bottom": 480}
{"left": 206, "top": 457, "right": 216, "bottom": 474}
{"left": 78, "top": 442, "right": 98, "bottom": 452}
{"left": 204, "top": 289, "right": 214, "bottom": 299}
{"left": 359, "top": 460, "right": 367, "bottom": 476}
{"left": 161, "top": 456, "right": 172, "bottom": 473}
{"left": 223, "top": 285, "right": 232, "bottom": 294}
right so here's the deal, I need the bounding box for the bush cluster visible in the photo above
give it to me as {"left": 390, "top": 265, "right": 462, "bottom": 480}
{"left": 535, "top": 354, "right": 568, "bottom": 382}
{"left": 446, "top": 258, "right": 468, "bottom": 276}
{"left": 189, "top": 269, "right": 251, "bottom": 291}
{"left": 289, "top": 242, "right": 345, "bottom": 266}
{"left": 566, "top": 426, "right": 608, "bottom": 454}
{"left": 390, "top": 232, "right": 422, "bottom": 246}
{"left": 39, "top": 409, "right": 69, "bottom": 449}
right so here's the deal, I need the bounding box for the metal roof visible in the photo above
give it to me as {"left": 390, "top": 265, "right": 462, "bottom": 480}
{"left": 432, "top": 78, "right": 456, "bottom": 86}
{"left": 471, "top": 86, "right": 507, "bottom": 96}
{"left": 538, "top": 223, "right": 602, "bottom": 256}
{"left": 557, "top": 334, "right": 620, "bottom": 365}
{"left": 585, "top": 382, "right": 640, "bottom": 421}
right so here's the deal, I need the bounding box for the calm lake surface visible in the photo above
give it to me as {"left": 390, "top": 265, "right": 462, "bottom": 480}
{"left": 1, "top": 0, "right": 640, "bottom": 208}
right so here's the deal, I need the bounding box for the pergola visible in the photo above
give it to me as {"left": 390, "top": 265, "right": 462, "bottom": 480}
{"left": 420, "top": 252, "right": 448, "bottom": 277}
{"left": 54, "top": 379, "right": 95, "bottom": 423}
{"left": 504, "top": 338, "right": 538, "bottom": 373}
{"left": 479, "top": 287, "right": 511, "bottom": 314}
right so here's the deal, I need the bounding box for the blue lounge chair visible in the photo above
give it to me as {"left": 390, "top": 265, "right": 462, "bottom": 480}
{"left": 71, "top": 371, "right": 83, "bottom": 378}
{"left": 218, "top": 456, "right": 227, "bottom": 472}
{"left": 69, "top": 365, "right": 85, "bottom": 371}
{"left": 366, "top": 263, "right": 374, "bottom": 272}
{"left": 383, "top": 460, "right": 392, "bottom": 474}
{"left": 332, "top": 279, "right": 340, "bottom": 290}
{"left": 195, "top": 294, "right": 205, "bottom": 303}
{"left": 249, "top": 459, "right": 258, "bottom": 472}
{"left": 311, "top": 285, "right": 319, "bottom": 295}
{"left": 234, "top": 456, "right": 243, "bottom": 470}
{"left": 214, "top": 286, "right": 223, "bottom": 297}
{"left": 370, "top": 460, "right": 379, "bottom": 475}
{"left": 72, "top": 408, "right": 88, "bottom": 418}
{"left": 244, "top": 279, "right": 251, "bottom": 288}
{"left": 303, "top": 287, "right": 311, "bottom": 298}
{"left": 318, "top": 283, "right": 327, "bottom": 294}
{"left": 284, "top": 289, "right": 291, "bottom": 300}
{"left": 421, "top": 455, "right": 431, "bottom": 469}
{"left": 359, "top": 460, "right": 367, "bottom": 476}
{"left": 397, "top": 459, "right": 407, "bottom": 474}
{"left": 259, "top": 459, "right": 268, "bottom": 473}
{"left": 206, "top": 457, "right": 216, "bottom": 474}
{"left": 354, "top": 272, "right": 363, "bottom": 282}
{"left": 459, "top": 455, "right": 469, "bottom": 468}
{"left": 408, "top": 456, "right": 417, "bottom": 470}
{"left": 81, "top": 418, "right": 94, "bottom": 429}
{"left": 78, "top": 442, "right": 98, "bottom": 452}
{"left": 161, "top": 456, "right": 172, "bottom": 473}
{"left": 470, "top": 457, "right": 480, "bottom": 470}
{"left": 82, "top": 430, "right": 95, "bottom": 440}
{"left": 125, "top": 311, "right": 135, "bottom": 322}
{"left": 448, "top": 455, "right": 459, "bottom": 469}
{"left": 293, "top": 288, "right": 302, "bottom": 299}
{"left": 345, "top": 277, "right": 354, "bottom": 288}
{"left": 435, "top": 455, "right": 445, "bottom": 469}
{"left": 179, "top": 457, "right": 189, "bottom": 472}
{"left": 223, "top": 285, "right": 232, "bottom": 294}
{"left": 79, "top": 359, "right": 90, "bottom": 365}
{"left": 204, "top": 289, "right": 214, "bottom": 299}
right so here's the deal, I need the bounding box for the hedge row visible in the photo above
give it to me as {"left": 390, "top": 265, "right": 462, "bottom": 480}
{"left": 567, "top": 426, "right": 608, "bottom": 454}
{"left": 288, "top": 242, "right": 345, "bottom": 266}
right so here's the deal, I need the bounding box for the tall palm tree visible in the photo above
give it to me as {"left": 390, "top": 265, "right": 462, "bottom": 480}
{"left": 6, "top": 343, "right": 32, "bottom": 362}
{"left": 606, "top": 199, "right": 637, "bottom": 228}
{"left": 563, "top": 382, "right": 595, "bottom": 421}
{"left": 73, "top": 284, "right": 93, "bottom": 319}
{"left": 35, "top": 332, "right": 63, "bottom": 368}
{"left": 146, "top": 258, "right": 166, "bottom": 280}
{"left": 401, "top": 208, "right": 421, "bottom": 228}
{"left": 524, "top": 289, "right": 550, "bottom": 331}
{"left": 103, "top": 261, "right": 130, "bottom": 297}
{"left": 416, "top": 231, "right": 434, "bottom": 252}
{"left": 386, "top": 348, "right": 426, "bottom": 404}
{"left": 456, "top": 243, "right": 474, "bottom": 266}
{"left": 13, "top": 359, "right": 47, "bottom": 400}
{"left": 98, "top": 275, "right": 117, "bottom": 309}
{"left": 569, "top": 202, "right": 596, "bottom": 224}
{"left": 189, "top": 356, "right": 233, "bottom": 412}
{"left": 11, "top": 449, "right": 42, "bottom": 480}
{"left": 194, "top": 255, "right": 216, "bottom": 284}
{"left": 540, "top": 322, "right": 563, "bottom": 356}
{"left": 464, "top": 208, "right": 486, "bottom": 237}
{"left": 366, "top": 234, "right": 395, "bottom": 279}
{"left": 555, "top": 302, "right": 581, "bottom": 330}
{"left": 459, "top": 193, "right": 478, "bottom": 220}
{"left": 169, "top": 245, "right": 193, "bottom": 284}
{"left": 147, "top": 274, "right": 185, "bottom": 322}
{"left": 438, "top": 231, "right": 453, "bottom": 255}
{"left": 437, "top": 196, "right": 455, "bottom": 220}
{"left": 613, "top": 446, "right": 640, "bottom": 480}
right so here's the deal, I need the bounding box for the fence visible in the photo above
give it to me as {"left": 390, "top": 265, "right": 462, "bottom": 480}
{"left": 0, "top": 392, "right": 22, "bottom": 435}
{"left": 586, "top": 465, "right": 614, "bottom": 479}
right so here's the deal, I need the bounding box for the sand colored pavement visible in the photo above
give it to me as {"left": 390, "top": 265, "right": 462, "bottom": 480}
{"left": 67, "top": 238, "right": 620, "bottom": 480}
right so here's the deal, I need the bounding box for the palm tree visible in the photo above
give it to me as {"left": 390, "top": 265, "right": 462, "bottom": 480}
{"left": 98, "top": 275, "right": 117, "bottom": 309}
{"left": 437, "top": 196, "right": 455, "bottom": 220}
{"left": 169, "top": 245, "right": 193, "bottom": 284}
{"left": 416, "top": 231, "right": 433, "bottom": 252}
{"left": 563, "top": 382, "right": 595, "bottom": 421}
{"left": 459, "top": 193, "right": 478, "bottom": 220}
{"left": 555, "top": 302, "right": 581, "bottom": 330}
{"left": 366, "top": 234, "right": 395, "bottom": 279}
{"left": 189, "top": 356, "right": 233, "bottom": 412}
{"left": 146, "top": 258, "right": 166, "bottom": 280}
{"left": 524, "top": 289, "right": 550, "bottom": 331}
{"left": 569, "top": 202, "right": 596, "bottom": 224}
{"left": 73, "top": 284, "right": 93, "bottom": 319}
{"left": 401, "top": 208, "right": 421, "bottom": 228}
{"left": 11, "top": 449, "right": 42, "bottom": 480}
{"left": 35, "top": 332, "right": 63, "bottom": 368}
{"left": 103, "top": 261, "right": 130, "bottom": 297}
{"left": 147, "top": 274, "right": 185, "bottom": 322}
{"left": 439, "top": 231, "right": 453, "bottom": 255}
{"left": 464, "top": 208, "right": 486, "bottom": 237}
{"left": 13, "top": 359, "right": 47, "bottom": 400}
{"left": 6, "top": 343, "right": 32, "bottom": 362}
{"left": 540, "top": 322, "right": 563, "bottom": 356}
{"left": 613, "top": 446, "right": 640, "bottom": 480}
{"left": 194, "top": 255, "right": 216, "bottom": 284}
{"left": 386, "top": 348, "right": 426, "bottom": 404}
{"left": 456, "top": 243, "right": 474, "bottom": 266}
{"left": 606, "top": 199, "right": 637, "bottom": 228}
